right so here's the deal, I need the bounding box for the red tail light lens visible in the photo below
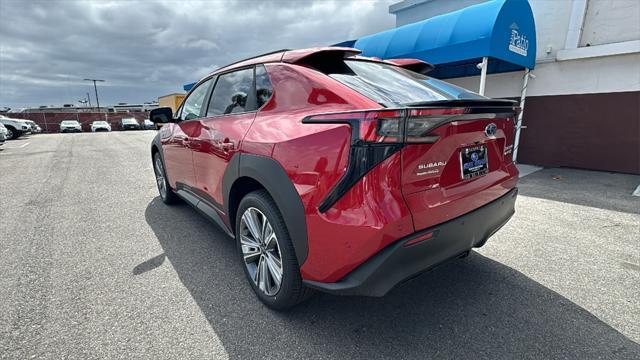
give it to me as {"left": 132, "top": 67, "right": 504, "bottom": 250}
{"left": 360, "top": 111, "right": 403, "bottom": 143}
{"left": 405, "top": 108, "right": 467, "bottom": 143}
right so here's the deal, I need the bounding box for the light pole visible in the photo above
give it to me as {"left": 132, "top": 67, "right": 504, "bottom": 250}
{"left": 84, "top": 78, "right": 104, "bottom": 111}
{"left": 86, "top": 92, "right": 92, "bottom": 107}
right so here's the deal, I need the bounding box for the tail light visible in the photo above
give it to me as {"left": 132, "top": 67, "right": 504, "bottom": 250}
{"left": 304, "top": 108, "right": 468, "bottom": 145}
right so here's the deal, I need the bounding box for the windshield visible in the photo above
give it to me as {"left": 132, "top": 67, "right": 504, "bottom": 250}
{"left": 122, "top": 118, "right": 137, "bottom": 124}
{"left": 61, "top": 121, "right": 79, "bottom": 125}
{"left": 93, "top": 121, "right": 107, "bottom": 125}
{"left": 329, "top": 60, "right": 485, "bottom": 106}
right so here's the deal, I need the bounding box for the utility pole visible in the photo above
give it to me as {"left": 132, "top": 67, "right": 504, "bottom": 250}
{"left": 86, "top": 92, "right": 92, "bottom": 107}
{"left": 84, "top": 78, "right": 104, "bottom": 111}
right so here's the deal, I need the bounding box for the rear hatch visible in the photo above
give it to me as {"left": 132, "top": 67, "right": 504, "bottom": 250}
{"left": 399, "top": 100, "right": 519, "bottom": 230}
{"left": 306, "top": 56, "right": 519, "bottom": 231}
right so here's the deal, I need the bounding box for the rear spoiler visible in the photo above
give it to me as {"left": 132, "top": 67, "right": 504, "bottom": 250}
{"left": 385, "top": 59, "right": 435, "bottom": 74}
{"left": 282, "top": 47, "right": 361, "bottom": 64}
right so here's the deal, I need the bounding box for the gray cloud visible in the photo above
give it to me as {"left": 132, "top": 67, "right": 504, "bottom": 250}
{"left": 0, "top": 0, "right": 395, "bottom": 109}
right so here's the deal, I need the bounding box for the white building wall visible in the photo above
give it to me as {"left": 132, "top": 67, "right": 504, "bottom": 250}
{"left": 580, "top": 0, "right": 640, "bottom": 46}
{"left": 448, "top": 52, "right": 640, "bottom": 98}
{"left": 391, "top": 0, "right": 486, "bottom": 26}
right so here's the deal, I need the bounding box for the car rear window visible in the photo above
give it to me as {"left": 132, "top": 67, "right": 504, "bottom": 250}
{"left": 325, "top": 60, "right": 484, "bottom": 106}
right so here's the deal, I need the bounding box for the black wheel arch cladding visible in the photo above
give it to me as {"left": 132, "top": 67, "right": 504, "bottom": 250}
{"left": 151, "top": 133, "right": 163, "bottom": 161}
{"left": 223, "top": 153, "right": 309, "bottom": 265}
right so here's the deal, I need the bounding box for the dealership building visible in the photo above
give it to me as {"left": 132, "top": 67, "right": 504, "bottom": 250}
{"left": 347, "top": 0, "right": 639, "bottom": 174}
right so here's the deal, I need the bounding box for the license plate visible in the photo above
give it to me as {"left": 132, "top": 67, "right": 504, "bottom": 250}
{"left": 460, "top": 145, "right": 488, "bottom": 179}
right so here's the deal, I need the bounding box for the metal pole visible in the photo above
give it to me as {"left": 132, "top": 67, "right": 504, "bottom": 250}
{"left": 84, "top": 78, "right": 104, "bottom": 117}
{"left": 93, "top": 81, "right": 100, "bottom": 109}
{"left": 513, "top": 68, "right": 530, "bottom": 162}
{"left": 87, "top": 92, "right": 92, "bottom": 107}
{"left": 478, "top": 56, "right": 488, "bottom": 96}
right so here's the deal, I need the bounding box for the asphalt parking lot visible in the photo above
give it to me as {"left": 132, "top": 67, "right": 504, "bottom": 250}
{"left": 1, "top": 132, "right": 639, "bottom": 359}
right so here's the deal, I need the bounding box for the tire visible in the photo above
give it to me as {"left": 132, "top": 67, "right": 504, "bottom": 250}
{"left": 5, "top": 126, "right": 19, "bottom": 140}
{"left": 235, "top": 190, "right": 313, "bottom": 310}
{"left": 153, "top": 152, "right": 179, "bottom": 204}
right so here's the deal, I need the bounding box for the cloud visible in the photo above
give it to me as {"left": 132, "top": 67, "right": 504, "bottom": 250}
{"left": 0, "top": 0, "right": 395, "bottom": 109}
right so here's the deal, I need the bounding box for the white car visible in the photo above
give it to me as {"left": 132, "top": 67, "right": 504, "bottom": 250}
{"left": 59, "top": 120, "right": 82, "bottom": 133}
{"left": 24, "top": 120, "right": 41, "bottom": 133}
{"left": 0, "top": 123, "right": 7, "bottom": 146}
{"left": 0, "top": 115, "right": 30, "bottom": 139}
{"left": 143, "top": 119, "right": 156, "bottom": 130}
{"left": 91, "top": 121, "right": 111, "bottom": 132}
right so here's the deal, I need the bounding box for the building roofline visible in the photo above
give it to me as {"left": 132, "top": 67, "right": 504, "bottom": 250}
{"left": 389, "top": 0, "right": 433, "bottom": 14}
{"left": 158, "top": 93, "right": 186, "bottom": 98}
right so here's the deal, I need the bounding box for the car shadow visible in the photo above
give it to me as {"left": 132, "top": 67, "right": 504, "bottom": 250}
{"left": 143, "top": 197, "right": 640, "bottom": 359}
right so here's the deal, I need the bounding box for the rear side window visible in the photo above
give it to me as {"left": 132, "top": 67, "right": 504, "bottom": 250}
{"left": 255, "top": 65, "right": 273, "bottom": 108}
{"left": 324, "top": 60, "right": 484, "bottom": 106}
{"left": 207, "top": 68, "right": 255, "bottom": 116}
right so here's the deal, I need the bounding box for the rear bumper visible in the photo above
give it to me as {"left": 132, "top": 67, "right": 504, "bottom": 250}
{"left": 303, "top": 187, "right": 518, "bottom": 297}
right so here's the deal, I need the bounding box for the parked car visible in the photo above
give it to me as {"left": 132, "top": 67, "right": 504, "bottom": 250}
{"left": 121, "top": 118, "right": 140, "bottom": 130}
{"left": 0, "top": 123, "right": 7, "bottom": 146}
{"left": 91, "top": 120, "right": 111, "bottom": 132}
{"left": 1, "top": 123, "right": 13, "bottom": 140}
{"left": 149, "top": 47, "right": 519, "bottom": 310}
{"left": 59, "top": 120, "right": 82, "bottom": 133}
{"left": 0, "top": 115, "right": 30, "bottom": 139}
{"left": 142, "top": 119, "right": 156, "bottom": 130}
{"left": 24, "top": 120, "right": 41, "bottom": 133}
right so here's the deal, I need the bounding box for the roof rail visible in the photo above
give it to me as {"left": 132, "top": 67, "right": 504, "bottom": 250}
{"left": 217, "top": 48, "right": 291, "bottom": 71}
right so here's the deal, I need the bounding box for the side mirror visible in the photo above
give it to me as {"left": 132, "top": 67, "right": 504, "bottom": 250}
{"left": 150, "top": 107, "right": 174, "bottom": 124}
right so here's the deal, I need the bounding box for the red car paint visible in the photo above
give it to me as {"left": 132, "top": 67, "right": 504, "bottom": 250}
{"left": 157, "top": 47, "right": 519, "bottom": 285}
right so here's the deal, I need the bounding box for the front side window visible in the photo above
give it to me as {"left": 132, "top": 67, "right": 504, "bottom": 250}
{"left": 180, "top": 78, "right": 214, "bottom": 121}
{"left": 207, "top": 68, "right": 254, "bottom": 117}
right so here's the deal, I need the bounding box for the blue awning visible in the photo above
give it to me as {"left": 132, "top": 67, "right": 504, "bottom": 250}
{"left": 183, "top": 82, "right": 195, "bottom": 92}
{"left": 353, "top": 0, "right": 536, "bottom": 79}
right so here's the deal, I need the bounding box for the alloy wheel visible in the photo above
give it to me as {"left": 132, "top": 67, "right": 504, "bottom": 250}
{"left": 154, "top": 157, "right": 167, "bottom": 199}
{"left": 240, "top": 207, "right": 283, "bottom": 296}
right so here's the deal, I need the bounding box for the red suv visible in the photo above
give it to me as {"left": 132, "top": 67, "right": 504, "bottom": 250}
{"left": 150, "top": 47, "right": 519, "bottom": 310}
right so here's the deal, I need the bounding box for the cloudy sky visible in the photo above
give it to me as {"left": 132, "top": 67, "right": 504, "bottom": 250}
{"left": 0, "top": 0, "right": 395, "bottom": 109}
